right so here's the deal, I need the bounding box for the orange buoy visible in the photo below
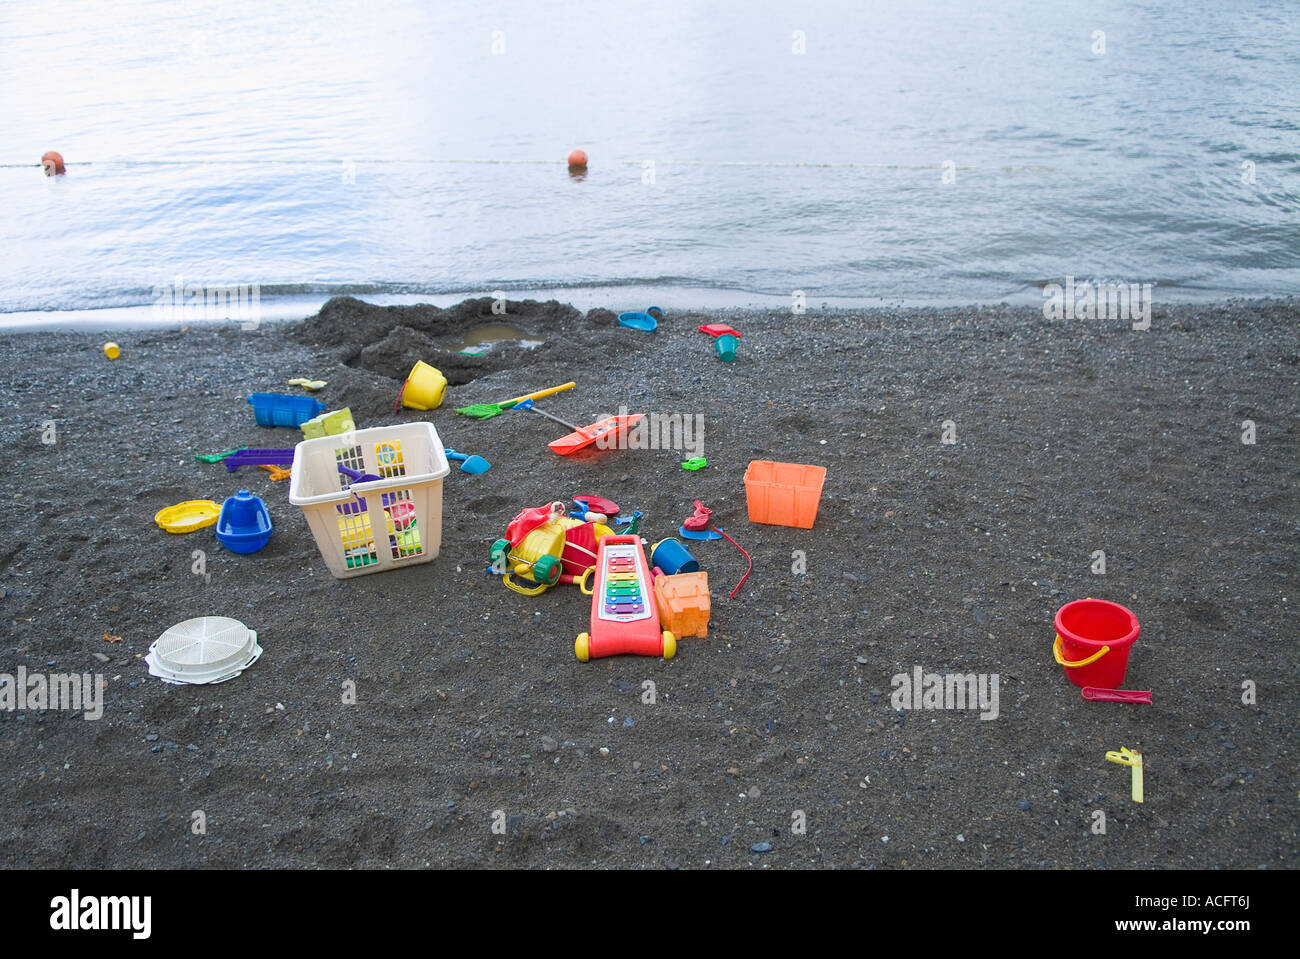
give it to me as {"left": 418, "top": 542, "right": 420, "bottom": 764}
{"left": 567, "top": 149, "right": 588, "bottom": 169}
{"left": 41, "top": 151, "right": 65, "bottom": 176}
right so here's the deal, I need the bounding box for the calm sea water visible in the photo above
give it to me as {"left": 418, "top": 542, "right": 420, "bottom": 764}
{"left": 2, "top": 0, "right": 1297, "bottom": 325}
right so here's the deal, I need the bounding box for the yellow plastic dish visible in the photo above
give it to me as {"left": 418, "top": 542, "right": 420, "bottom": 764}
{"left": 155, "top": 500, "right": 222, "bottom": 534}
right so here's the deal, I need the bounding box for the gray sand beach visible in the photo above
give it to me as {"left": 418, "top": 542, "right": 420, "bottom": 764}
{"left": 0, "top": 297, "right": 1295, "bottom": 868}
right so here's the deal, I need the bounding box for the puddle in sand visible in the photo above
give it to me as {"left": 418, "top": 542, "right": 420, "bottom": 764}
{"left": 452, "top": 323, "right": 545, "bottom": 355}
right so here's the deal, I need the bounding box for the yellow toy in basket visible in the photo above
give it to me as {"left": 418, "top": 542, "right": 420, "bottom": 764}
{"left": 337, "top": 503, "right": 423, "bottom": 569}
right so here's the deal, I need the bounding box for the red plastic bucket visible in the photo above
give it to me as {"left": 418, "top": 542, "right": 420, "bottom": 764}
{"left": 1053, "top": 599, "right": 1140, "bottom": 689}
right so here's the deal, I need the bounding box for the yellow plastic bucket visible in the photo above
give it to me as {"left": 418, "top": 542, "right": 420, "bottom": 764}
{"left": 400, "top": 361, "right": 447, "bottom": 411}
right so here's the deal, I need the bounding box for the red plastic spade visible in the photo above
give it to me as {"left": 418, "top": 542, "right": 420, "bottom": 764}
{"left": 514, "top": 400, "right": 645, "bottom": 457}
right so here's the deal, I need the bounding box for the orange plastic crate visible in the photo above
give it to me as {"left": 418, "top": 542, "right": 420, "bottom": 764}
{"left": 744, "top": 460, "right": 827, "bottom": 529}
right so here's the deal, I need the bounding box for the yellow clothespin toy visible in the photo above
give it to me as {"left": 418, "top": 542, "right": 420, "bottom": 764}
{"left": 1105, "top": 747, "right": 1144, "bottom": 803}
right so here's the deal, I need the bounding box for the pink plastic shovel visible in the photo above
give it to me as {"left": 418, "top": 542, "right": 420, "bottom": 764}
{"left": 1082, "top": 686, "right": 1152, "bottom": 705}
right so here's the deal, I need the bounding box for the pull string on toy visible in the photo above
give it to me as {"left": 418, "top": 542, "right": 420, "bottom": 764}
{"left": 682, "top": 500, "right": 751, "bottom": 599}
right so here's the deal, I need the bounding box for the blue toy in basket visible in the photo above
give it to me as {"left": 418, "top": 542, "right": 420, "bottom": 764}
{"left": 248, "top": 393, "right": 325, "bottom": 428}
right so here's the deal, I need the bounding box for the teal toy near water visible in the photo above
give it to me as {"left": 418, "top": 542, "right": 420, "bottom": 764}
{"left": 618, "top": 311, "right": 658, "bottom": 332}
{"left": 697, "top": 323, "right": 742, "bottom": 362}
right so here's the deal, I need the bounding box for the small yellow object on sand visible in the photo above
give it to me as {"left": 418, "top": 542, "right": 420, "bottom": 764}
{"left": 103, "top": 342, "right": 121, "bottom": 359}
{"left": 1105, "top": 747, "right": 1144, "bottom": 803}
{"left": 288, "top": 377, "right": 326, "bottom": 390}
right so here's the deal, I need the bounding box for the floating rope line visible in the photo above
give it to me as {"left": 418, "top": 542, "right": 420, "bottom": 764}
{"left": 1, "top": 157, "right": 1059, "bottom": 172}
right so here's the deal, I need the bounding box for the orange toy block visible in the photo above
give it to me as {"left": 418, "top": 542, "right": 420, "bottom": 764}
{"left": 653, "top": 571, "right": 711, "bottom": 639}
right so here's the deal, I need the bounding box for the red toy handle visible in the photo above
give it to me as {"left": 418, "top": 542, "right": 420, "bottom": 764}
{"left": 1081, "top": 686, "right": 1153, "bottom": 705}
{"left": 681, "top": 500, "right": 750, "bottom": 598}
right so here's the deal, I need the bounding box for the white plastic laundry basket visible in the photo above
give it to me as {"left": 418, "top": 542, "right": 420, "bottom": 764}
{"left": 289, "top": 422, "right": 450, "bottom": 579}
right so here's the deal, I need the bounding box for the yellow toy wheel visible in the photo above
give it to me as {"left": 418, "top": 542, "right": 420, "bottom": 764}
{"left": 662, "top": 631, "right": 676, "bottom": 659}
{"left": 575, "top": 633, "right": 590, "bottom": 662}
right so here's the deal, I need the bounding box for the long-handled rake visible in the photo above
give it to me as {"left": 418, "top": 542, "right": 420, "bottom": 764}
{"left": 454, "top": 382, "right": 576, "bottom": 420}
{"left": 513, "top": 399, "right": 645, "bottom": 456}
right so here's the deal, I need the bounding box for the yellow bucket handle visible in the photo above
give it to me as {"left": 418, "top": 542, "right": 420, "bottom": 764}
{"left": 1053, "top": 634, "right": 1110, "bottom": 668}
{"left": 577, "top": 567, "right": 595, "bottom": 595}
{"left": 504, "top": 573, "right": 550, "bottom": 597}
